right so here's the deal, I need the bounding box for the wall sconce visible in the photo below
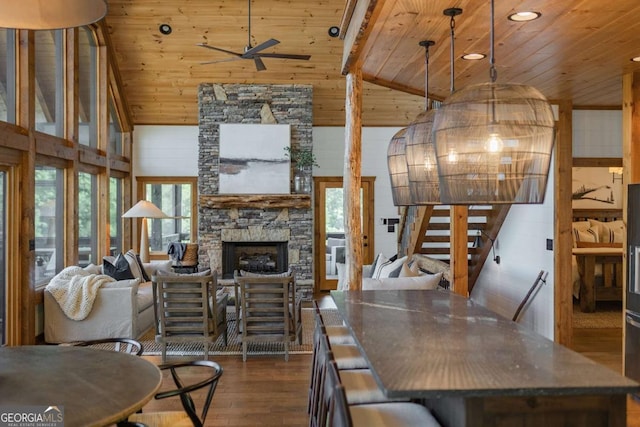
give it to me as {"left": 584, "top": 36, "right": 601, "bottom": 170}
{"left": 473, "top": 230, "right": 500, "bottom": 264}
{"left": 609, "top": 166, "right": 623, "bottom": 183}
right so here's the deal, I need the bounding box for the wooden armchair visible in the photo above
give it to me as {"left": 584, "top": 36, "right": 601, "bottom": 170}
{"left": 236, "top": 275, "right": 302, "bottom": 361}
{"left": 152, "top": 272, "right": 228, "bottom": 362}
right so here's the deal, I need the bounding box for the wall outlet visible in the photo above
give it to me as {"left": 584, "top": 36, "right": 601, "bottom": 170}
{"left": 546, "top": 239, "right": 553, "bottom": 251}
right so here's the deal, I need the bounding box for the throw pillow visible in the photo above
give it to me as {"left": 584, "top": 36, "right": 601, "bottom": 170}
{"left": 143, "top": 260, "right": 173, "bottom": 278}
{"left": 83, "top": 263, "right": 102, "bottom": 275}
{"left": 361, "top": 272, "right": 443, "bottom": 290}
{"left": 377, "top": 256, "right": 407, "bottom": 279}
{"left": 573, "top": 228, "right": 598, "bottom": 244}
{"left": 103, "top": 253, "right": 135, "bottom": 280}
{"left": 398, "top": 261, "right": 420, "bottom": 278}
{"left": 239, "top": 268, "right": 292, "bottom": 278}
{"left": 124, "top": 250, "right": 151, "bottom": 282}
{"left": 156, "top": 268, "right": 212, "bottom": 277}
{"left": 371, "top": 253, "right": 390, "bottom": 279}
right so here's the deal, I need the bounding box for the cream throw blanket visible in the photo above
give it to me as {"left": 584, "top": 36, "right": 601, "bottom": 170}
{"left": 46, "top": 266, "right": 115, "bottom": 321}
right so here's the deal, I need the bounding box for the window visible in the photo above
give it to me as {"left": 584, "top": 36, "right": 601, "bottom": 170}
{"left": 109, "top": 176, "right": 123, "bottom": 255}
{"left": 35, "top": 166, "right": 64, "bottom": 285}
{"left": 0, "top": 29, "right": 16, "bottom": 124}
{"left": 78, "top": 27, "right": 98, "bottom": 147}
{"left": 34, "top": 30, "right": 63, "bottom": 137}
{"left": 78, "top": 172, "right": 97, "bottom": 266}
{"left": 138, "top": 178, "right": 197, "bottom": 257}
{"left": 0, "top": 170, "right": 5, "bottom": 345}
{"left": 108, "top": 98, "right": 123, "bottom": 155}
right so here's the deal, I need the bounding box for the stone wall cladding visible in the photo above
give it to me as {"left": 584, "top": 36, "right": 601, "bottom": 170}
{"left": 198, "top": 84, "right": 314, "bottom": 299}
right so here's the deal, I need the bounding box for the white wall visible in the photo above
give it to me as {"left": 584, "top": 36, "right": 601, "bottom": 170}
{"left": 313, "top": 127, "right": 403, "bottom": 258}
{"left": 471, "top": 158, "right": 556, "bottom": 338}
{"left": 573, "top": 110, "right": 622, "bottom": 158}
{"left": 133, "top": 126, "right": 200, "bottom": 177}
{"left": 132, "top": 125, "right": 403, "bottom": 258}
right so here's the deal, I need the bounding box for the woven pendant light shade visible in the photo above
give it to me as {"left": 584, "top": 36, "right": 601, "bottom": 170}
{"left": 432, "top": 82, "right": 555, "bottom": 204}
{"left": 387, "top": 128, "right": 412, "bottom": 206}
{"left": 405, "top": 109, "right": 440, "bottom": 204}
{"left": 0, "top": 0, "right": 107, "bottom": 29}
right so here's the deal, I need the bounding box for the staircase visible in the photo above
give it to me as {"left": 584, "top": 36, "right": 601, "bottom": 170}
{"left": 398, "top": 204, "right": 510, "bottom": 293}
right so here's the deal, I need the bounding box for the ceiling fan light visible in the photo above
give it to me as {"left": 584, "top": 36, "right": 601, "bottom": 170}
{"left": 387, "top": 128, "right": 412, "bottom": 206}
{"left": 433, "top": 82, "right": 556, "bottom": 204}
{"left": 0, "top": 0, "right": 107, "bottom": 29}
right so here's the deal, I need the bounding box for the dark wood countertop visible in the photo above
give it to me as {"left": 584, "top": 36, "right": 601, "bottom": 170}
{"left": 331, "top": 290, "right": 639, "bottom": 399}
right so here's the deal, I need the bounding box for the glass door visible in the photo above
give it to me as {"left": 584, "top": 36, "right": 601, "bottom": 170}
{"left": 314, "top": 177, "right": 375, "bottom": 292}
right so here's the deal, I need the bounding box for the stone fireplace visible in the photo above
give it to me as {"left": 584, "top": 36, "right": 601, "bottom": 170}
{"left": 197, "top": 83, "right": 313, "bottom": 299}
{"left": 221, "top": 241, "right": 288, "bottom": 279}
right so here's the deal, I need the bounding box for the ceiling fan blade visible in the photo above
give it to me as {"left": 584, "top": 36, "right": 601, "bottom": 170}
{"left": 255, "top": 53, "right": 311, "bottom": 60}
{"left": 200, "top": 57, "right": 243, "bottom": 65}
{"left": 196, "top": 43, "right": 242, "bottom": 57}
{"left": 242, "top": 38, "right": 280, "bottom": 57}
{"left": 254, "top": 57, "right": 267, "bottom": 71}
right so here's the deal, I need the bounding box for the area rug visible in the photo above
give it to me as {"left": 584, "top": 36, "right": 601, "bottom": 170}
{"left": 140, "top": 308, "right": 343, "bottom": 357}
{"left": 572, "top": 301, "right": 623, "bottom": 329}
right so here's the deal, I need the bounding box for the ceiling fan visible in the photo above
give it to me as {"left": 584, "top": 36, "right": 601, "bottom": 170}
{"left": 197, "top": 0, "right": 311, "bottom": 71}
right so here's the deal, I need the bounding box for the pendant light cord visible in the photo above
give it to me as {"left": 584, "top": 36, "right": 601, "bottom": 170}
{"left": 248, "top": 0, "right": 252, "bottom": 49}
{"left": 449, "top": 13, "right": 456, "bottom": 93}
{"left": 420, "top": 40, "right": 435, "bottom": 111}
{"left": 489, "top": 0, "right": 497, "bottom": 83}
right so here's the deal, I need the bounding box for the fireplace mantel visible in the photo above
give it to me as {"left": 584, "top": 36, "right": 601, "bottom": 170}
{"left": 200, "top": 194, "right": 311, "bottom": 209}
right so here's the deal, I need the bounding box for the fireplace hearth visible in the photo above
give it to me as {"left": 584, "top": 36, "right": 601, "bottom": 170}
{"left": 222, "top": 241, "right": 288, "bottom": 279}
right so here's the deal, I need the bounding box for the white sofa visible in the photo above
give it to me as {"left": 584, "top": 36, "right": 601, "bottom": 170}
{"left": 44, "top": 281, "right": 155, "bottom": 343}
{"left": 44, "top": 258, "right": 172, "bottom": 343}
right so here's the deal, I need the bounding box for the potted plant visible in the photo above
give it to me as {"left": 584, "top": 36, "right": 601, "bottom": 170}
{"left": 284, "top": 146, "right": 318, "bottom": 193}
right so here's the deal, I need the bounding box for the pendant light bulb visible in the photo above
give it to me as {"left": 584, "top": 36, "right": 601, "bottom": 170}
{"left": 486, "top": 133, "right": 504, "bottom": 153}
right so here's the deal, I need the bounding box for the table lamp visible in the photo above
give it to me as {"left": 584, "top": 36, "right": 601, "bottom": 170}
{"left": 122, "top": 200, "right": 167, "bottom": 263}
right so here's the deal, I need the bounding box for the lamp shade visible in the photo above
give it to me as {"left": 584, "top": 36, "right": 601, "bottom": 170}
{"left": 122, "top": 200, "right": 167, "bottom": 219}
{"left": 0, "top": 0, "right": 107, "bottom": 29}
{"left": 387, "top": 128, "right": 412, "bottom": 206}
{"left": 432, "top": 82, "right": 555, "bottom": 204}
{"left": 405, "top": 109, "right": 440, "bottom": 205}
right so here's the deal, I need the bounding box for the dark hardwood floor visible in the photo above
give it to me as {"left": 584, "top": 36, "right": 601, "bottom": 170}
{"left": 137, "top": 295, "right": 640, "bottom": 426}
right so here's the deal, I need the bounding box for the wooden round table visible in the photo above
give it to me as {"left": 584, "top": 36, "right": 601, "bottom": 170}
{"left": 0, "top": 345, "right": 162, "bottom": 427}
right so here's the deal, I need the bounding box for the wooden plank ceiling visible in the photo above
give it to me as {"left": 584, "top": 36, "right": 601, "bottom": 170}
{"left": 105, "top": 0, "right": 424, "bottom": 126}
{"left": 106, "top": 0, "right": 640, "bottom": 127}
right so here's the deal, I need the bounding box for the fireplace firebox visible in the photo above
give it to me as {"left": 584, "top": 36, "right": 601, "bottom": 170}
{"left": 222, "top": 241, "right": 288, "bottom": 279}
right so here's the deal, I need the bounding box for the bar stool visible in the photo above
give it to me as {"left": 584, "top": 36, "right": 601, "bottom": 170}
{"left": 313, "top": 301, "right": 355, "bottom": 345}
{"left": 325, "top": 359, "right": 441, "bottom": 427}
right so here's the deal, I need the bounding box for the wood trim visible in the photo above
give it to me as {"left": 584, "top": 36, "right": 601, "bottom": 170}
{"left": 34, "top": 132, "right": 76, "bottom": 160}
{"left": 79, "top": 146, "right": 108, "bottom": 168}
{"left": 450, "top": 206, "right": 469, "bottom": 297}
{"left": 200, "top": 194, "right": 311, "bottom": 209}
{"left": 573, "top": 157, "right": 622, "bottom": 167}
{"left": 555, "top": 100, "right": 574, "bottom": 346}
{"left": 109, "top": 156, "right": 131, "bottom": 173}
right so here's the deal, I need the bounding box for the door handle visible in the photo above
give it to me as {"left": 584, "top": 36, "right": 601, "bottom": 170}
{"left": 627, "top": 314, "right": 640, "bottom": 329}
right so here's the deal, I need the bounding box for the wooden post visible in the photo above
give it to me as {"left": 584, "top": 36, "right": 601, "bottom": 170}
{"left": 64, "top": 28, "right": 79, "bottom": 267}
{"left": 344, "top": 64, "right": 363, "bottom": 291}
{"left": 450, "top": 206, "right": 469, "bottom": 296}
{"left": 555, "top": 99, "right": 573, "bottom": 346}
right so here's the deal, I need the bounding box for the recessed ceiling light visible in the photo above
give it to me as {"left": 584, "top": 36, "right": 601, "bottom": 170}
{"left": 632, "top": 56, "right": 640, "bottom": 62}
{"left": 328, "top": 26, "right": 340, "bottom": 38}
{"left": 508, "top": 11, "right": 541, "bottom": 22}
{"left": 462, "top": 53, "right": 486, "bottom": 60}
{"left": 159, "top": 23, "right": 172, "bottom": 35}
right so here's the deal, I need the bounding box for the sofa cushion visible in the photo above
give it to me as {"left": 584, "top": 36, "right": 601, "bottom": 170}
{"left": 103, "top": 253, "right": 135, "bottom": 280}
{"left": 362, "top": 273, "right": 443, "bottom": 291}
{"left": 103, "top": 277, "right": 140, "bottom": 291}
{"left": 143, "top": 260, "right": 173, "bottom": 278}
{"left": 136, "top": 281, "right": 154, "bottom": 312}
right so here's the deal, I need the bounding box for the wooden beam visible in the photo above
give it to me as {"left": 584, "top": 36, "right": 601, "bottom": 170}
{"left": 450, "top": 206, "right": 469, "bottom": 297}
{"left": 64, "top": 27, "right": 79, "bottom": 268}
{"left": 199, "top": 194, "right": 311, "bottom": 209}
{"left": 341, "top": 0, "right": 384, "bottom": 75}
{"left": 344, "top": 64, "right": 363, "bottom": 291}
{"left": 555, "top": 99, "right": 574, "bottom": 346}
